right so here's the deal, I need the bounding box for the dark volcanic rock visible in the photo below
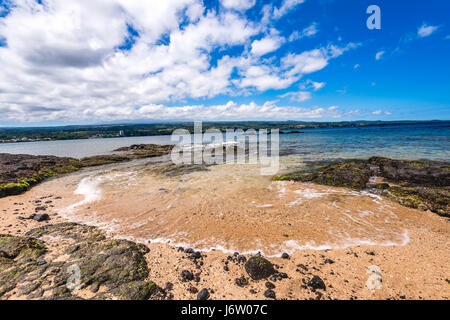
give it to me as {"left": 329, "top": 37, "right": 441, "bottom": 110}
{"left": 181, "top": 270, "right": 194, "bottom": 282}
{"left": 245, "top": 256, "right": 275, "bottom": 280}
{"left": 307, "top": 276, "right": 326, "bottom": 291}
{"left": 0, "top": 145, "right": 174, "bottom": 199}
{"left": 264, "top": 289, "right": 276, "bottom": 299}
{"left": 265, "top": 281, "right": 275, "bottom": 289}
{"left": 0, "top": 223, "right": 161, "bottom": 300}
{"left": 368, "top": 157, "right": 450, "bottom": 187}
{"left": 29, "top": 213, "right": 50, "bottom": 222}
{"left": 235, "top": 276, "right": 249, "bottom": 287}
{"left": 274, "top": 159, "right": 372, "bottom": 189}
{"left": 0, "top": 153, "right": 80, "bottom": 198}
{"left": 197, "top": 288, "right": 210, "bottom": 300}
{"left": 274, "top": 157, "right": 450, "bottom": 217}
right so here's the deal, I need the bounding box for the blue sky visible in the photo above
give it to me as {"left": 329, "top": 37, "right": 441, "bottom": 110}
{"left": 0, "top": 0, "right": 449, "bottom": 126}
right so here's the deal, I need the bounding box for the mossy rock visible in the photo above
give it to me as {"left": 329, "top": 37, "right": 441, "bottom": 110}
{"left": 245, "top": 256, "right": 275, "bottom": 280}
{"left": 273, "top": 160, "right": 371, "bottom": 190}
{"left": 368, "top": 157, "right": 450, "bottom": 187}
{"left": 111, "top": 281, "right": 160, "bottom": 300}
{"left": 387, "top": 186, "right": 449, "bottom": 217}
{"left": 1, "top": 223, "right": 163, "bottom": 300}
{"left": 56, "top": 239, "right": 150, "bottom": 291}
{"left": 26, "top": 222, "right": 106, "bottom": 242}
{"left": 0, "top": 234, "right": 47, "bottom": 261}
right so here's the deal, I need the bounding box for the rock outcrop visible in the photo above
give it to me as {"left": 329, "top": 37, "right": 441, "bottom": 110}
{"left": 0, "top": 223, "right": 163, "bottom": 300}
{"left": 274, "top": 157, "right": 450, "bottom": 217}
{"left": 0, "top": 144, "right": 174, "bottom": 198}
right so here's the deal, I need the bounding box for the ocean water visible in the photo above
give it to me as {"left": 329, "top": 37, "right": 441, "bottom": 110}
{"left": 0, "top": 122, "right": 449, "bottom": 161}
{"left": 10, "top": 122, "right": 447, "bottom": 255}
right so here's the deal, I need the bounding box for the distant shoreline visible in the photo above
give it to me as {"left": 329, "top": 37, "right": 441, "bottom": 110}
{"left": 1, "top": 120, "right": 448, "bottom": 144}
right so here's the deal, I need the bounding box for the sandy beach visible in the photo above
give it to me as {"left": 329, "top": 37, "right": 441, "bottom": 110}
{"left": 1, "top": 157, "right": 448, "bottom": 300}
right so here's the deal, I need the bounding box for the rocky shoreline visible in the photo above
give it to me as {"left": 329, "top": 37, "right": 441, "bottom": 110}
{"left": 0, "top": 144, "right": 173, "bottom": 198}
{"left": 274, "top": 157, "right": 450, "bottom": 218}
{"left": 0, "top": 152, "right": 449, "bottom": 300}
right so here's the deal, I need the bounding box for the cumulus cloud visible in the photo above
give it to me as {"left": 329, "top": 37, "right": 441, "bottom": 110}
{"left": 250, "top": 31, "right": 285, "bottom": 56}
{"left": 417, "top": 23, "right": 439, "bottom": 38}
{"left": 0, "top": 0, "right": 356, "bottom": 123}
{"left": 221, "top": 0, "right": 255, "bottom": 11}
{"left": 0, "top": 100, "right": 346, "bottom": 122}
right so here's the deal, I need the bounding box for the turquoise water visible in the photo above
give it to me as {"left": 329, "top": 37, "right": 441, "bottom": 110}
{"left": 280, "top": 122, "right": 450, "bottom": 161}
{"left": 0, "top": 122, "right": 449, "bottom": 161}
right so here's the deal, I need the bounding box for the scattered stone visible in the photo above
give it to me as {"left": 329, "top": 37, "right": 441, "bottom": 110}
{"left": 265, "top": 282, "right": 275, "bottom": 289}
{"left": 297, "top": 264, "right": 308, "bottom": 271}
{"left": 181, "top": 270, "right": 194, "bottom": 282}
{"left": 197, "top": 288, "right": 210, "bottom": 300}
{"left": 307, "top": 276, "right": 326, "bottom": 291}
{"left": 264, "top": 289, "right": 276, "bottom": 299}
{"left": 245, "top": 256, "right": 275, "bottom": 280}
{"left": 165, "top": 282, "right": 174, "bottom": 291}
{"left": 235, "top": 276, "right": 249, "bottom": 287}
{"left": 188, "top": 286, "right": 198, "bottom": 294}
{"left": 324, "top": 258, "right": 335, "bottom": 264}
{"left": 29, "top": 213, "right": 50, "bottom": 222}
{"left": 281, "top": 252, "right": 290, "bottom": 259}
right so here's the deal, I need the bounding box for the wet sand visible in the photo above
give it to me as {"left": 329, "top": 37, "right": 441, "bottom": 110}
{"left": 0, "top": 160, "right": 449, "bottom": 300}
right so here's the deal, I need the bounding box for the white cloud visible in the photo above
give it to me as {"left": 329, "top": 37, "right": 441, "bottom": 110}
{"left": 310, "top": 81, "right": 325, "bottom": 91}
{"left": 300, "top": 79, "right": 325, "bottom": 91}
{"left": 375, "top": 51, "right": 385, "bottom": 60}
{"left": 354, "top": 64, "right": 360, "bottom": 69}
{"left": 372, "top": 110, "right": 391, "bottom": 116}
{"left": 417, "top": 23, "right": 439, "bottom": 38}
{"left": 279, "top": 91, "right": 311, "bottom": 102}
{"left": 0, "top": 100, "right": 347, "bottom": 122}
{"left": 273, "top": 0, "right": 305, "bottom": 19}
{"left": 282, "top": 43, "right": 357, "bottom": 77}
{"left": 288, "top": 22, "right": 318, "bottom": 41}
{"left": 0, "top": 0, "right": 357, "bottom": 123}
{"left": 250, "top": 31, "right": 285, "bottom": 56}
{"left": 221, "top": 0, "right": 255, "bottom": 11}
